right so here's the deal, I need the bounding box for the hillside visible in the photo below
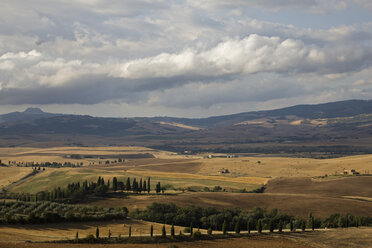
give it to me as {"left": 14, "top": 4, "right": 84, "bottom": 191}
{"left": 1, "top": 99, "right": 372, "bottom": 154}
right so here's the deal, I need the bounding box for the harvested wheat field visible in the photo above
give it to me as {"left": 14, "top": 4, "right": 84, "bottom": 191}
{"left": 84, "top": 191, "right": 372, "bottom": 218}
{"left": 284, "top": 227, "right": 372, "bottom": 248}
{"left": 265, "top": 176, "right": 372, "bottom": 197}
{"left": 9, "top": 166, "right": 264, "bottom": 194}
{"left": 1, "top": 228, "right": 371, "bottom": 248}
{"left": 0, "top": 235, "right": 313, "bottom": 248}
{"left": 0, "top": 146, "right": 166, "bottom": 165}
{"left": 0, "top": 167, "right": 34, "bottom": 189}
{"left": 0, "top": 219, "right": 186, "bottom": 242}
{"left": 197, "top": 154, "right": 372, "bottom": 178}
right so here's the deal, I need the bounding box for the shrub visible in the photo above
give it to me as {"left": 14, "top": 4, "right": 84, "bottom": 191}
{"left": 192, "top": 231, "right": 202, "bottom": 239}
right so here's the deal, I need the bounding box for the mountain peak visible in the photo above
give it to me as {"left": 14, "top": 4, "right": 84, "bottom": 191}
{"left": 24, "top": 107, "right": 44, "bottom": 114}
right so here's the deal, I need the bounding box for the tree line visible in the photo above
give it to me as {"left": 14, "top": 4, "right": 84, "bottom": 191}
{"left": 131, "top": 203, "right": 372, "bottom": 231}
{"left": 1, "top": 176, "right": 164, "bottom": 203}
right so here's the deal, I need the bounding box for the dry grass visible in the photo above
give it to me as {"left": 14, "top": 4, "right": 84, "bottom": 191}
{"left": 265, "top": 176, "right": 372, "bottom": 197}
{"left": 0, "top": 235, "right": 312, "bottom": 248}
{"left": 0, "top": 167, "right": 34, "bottom": 189}
{"left": 127, "top": 170, "right": 268, "bottom": 185}
{"left": 285, "top": 227, "right": 372, "bottom": 248}
{"left": 0, "top": 146, "right": 183, "bottom": 165}
{"left": 197, "top": 154, "right": 372, "bottom": 178}
{"left": 83, "top": 190, "right": 372, "bottom": 218}
{"left": 1, "top": 228, "right": 372, "bottom": 248}
{"left": 0, "top": 219, "right": 187, "bottom": 242}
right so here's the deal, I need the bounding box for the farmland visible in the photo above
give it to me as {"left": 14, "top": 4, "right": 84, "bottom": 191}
{"left": 1, "top": 146, "right": 372, "bottom": 247}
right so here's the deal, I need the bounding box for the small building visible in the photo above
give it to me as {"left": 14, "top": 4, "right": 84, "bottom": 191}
{"left": 218, "top": 168, "right": 230, "bottom": 174}
{"left": 343, "top": 169, "right": 359, "bottom": 175}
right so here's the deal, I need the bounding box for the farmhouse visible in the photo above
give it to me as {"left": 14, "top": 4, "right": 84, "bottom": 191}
{"left": 218, "top": 168, "right": 230, "bottom": 174}
{"left": 343, "top": 169, "right": 360, "bottom": 175}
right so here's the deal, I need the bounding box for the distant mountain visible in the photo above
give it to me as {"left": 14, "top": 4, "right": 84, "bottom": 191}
{"left": 0, "top": 99, "right": 372, "bottom": 155}
{"left": 150, "top": 99, "right": 372, "bottom": 127}
{"left": 0, "top": 107, "right": 60, "bottom": 124}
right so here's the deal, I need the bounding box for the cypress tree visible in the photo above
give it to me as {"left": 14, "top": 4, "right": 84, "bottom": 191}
{"left": 113, "top": 177, "right": 118, "bottom": 191}
{"left": 301, "top": 220, "right": 306, "bottom": 231}
{"left": 75, "top": 232, "right": 79, "bottom": 241}
{"left": 126, "top": 177, "right": 131, "bottom": 191}
{"left": 143, "top": 180, "right": 147, "bottom": 192}
{"left": 108, "top": 229, "right": 111, "bottom": 239}
{"left": 171, "top": 224, "right": 175, "bottom": 237}
{"left": 147, "top": 177, "right": 151, "bottom": 193}
{"left": 278, "top": 220, "right": 283, "bottom": 233}
{"left": 150, "top": 225, "right": 154, "bottom": 237}
{"left": 257, "top": 219, "right": 262, "bottom": 233}
{"left": 269, "top": 219, "right": 274, "bottom": 233}
{"left": 247, "top": 219, "right": 251, "bottom": 234}
{"left": 290, "top": 220, "right": 294, "bottom": 232}
{"left": 234, "top": 219, "right": 240, "bottom": 234}
{"left": 222, "top": 220, "right": 227, "bottom": 234}
{"left": 156, "top": 182, "right": 161, "bottom": 194}
{"left": 311, "top": 216, "right": 315, "bottom": 231}
{"left": 139, "top": 178, "right": 143, "bottom": 192}
{"left": 96, "top": 226, "right": 100, "bottom": 239}
{"left": 132, "top": 178, "right": 137, "bottom": 192}
{"left": 162, "top": 225, "right": 166, "bottom": 238}
{"left": 129, "top": 225, "right": 132, "bottom": 237}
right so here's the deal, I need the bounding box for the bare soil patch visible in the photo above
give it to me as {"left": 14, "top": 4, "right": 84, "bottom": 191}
{"left": 265, "top": 176, "right": 372, "bottom": 197}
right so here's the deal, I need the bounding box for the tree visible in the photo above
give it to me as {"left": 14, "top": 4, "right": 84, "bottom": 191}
{"left": 150, "top": 225, "right": 154, "bottom": 237}
{"left": 75, "top": 232, "right": 79, "bottom": 241}
{"left": 290, "top": 220, "right": 295, "bottom": 232}
{"left": 108, "top": 229, "right": 111, "bottom": 239}
{"left": 139, "top": 178, "right": 143, "bottom": 192}
{"left": 269, "top": 219, "right": 274, "bottom": 233}
{"left": 171, "top": 224, "right": 175, "bottom": 237}
{"left": 301, "top": 220, "right": 306, "bottom": 231}
{"left": 247, "top": 219, "right": 251, "bottom": 234}
{"left": 162, "top": 225, "right": 166, "bottom": 238}
{"left": 208, "top": 227, "right": 212, "bottom": 235}
{"left": 278, "top": 220, "right": 283, "bottom": 233}
{"left": 156, "top": 182, "right": 161, "bottom": 194}
{"left": 222, "top": 220, "right": 227, "bottom": 234}
{"left": 310, "top": 216, "right": 315, "bottom": 231}
{"left": 96, "top": 226, "right": 100, "bottom": 239}
{"left": 112, "top": 177, "right": 118, "bottom": 191}
{"left": 132, "top": 178, "right": 137, "bottom": 192}
{"left": 129, "top": 225, "right": 132, "bottom": 237}
{"left": 147, "top": 177, "right": 151, "bottom": 193}
{"left": 143, "top": 180, "right": 147, "bottom": 192}
{"left": 126, "top": 177, "right": 131, "bottom": 191}
{"left": 234, "top": 219, "right": 240, "bottom": 234}
{"left": 257, "top": 219, "right": 262, "bottom": 233}
{"left": 190, "top": 222, "right": 193, "bottom": 236}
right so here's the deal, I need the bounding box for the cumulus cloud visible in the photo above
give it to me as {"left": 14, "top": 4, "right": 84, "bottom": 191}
{"left": 0, "top": 0, "right": 372, "bottom": 116}
{"left": 117, "top": 34, "right": 372, "bottom": 80}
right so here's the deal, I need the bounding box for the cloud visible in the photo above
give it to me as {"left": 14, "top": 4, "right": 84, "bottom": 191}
{"left": 0, "top": 0, "right": 372, "bottom": 116}
{"left": 117, "top": 34, "right": 372, "bottom": 79}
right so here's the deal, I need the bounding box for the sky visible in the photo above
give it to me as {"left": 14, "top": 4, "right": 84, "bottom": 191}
{"left": 1, "top": 0, "right": 372, "bottom": 117}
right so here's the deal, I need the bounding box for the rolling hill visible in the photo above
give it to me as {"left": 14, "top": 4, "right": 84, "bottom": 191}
{"left": 1, "top": 99, "right": 372, "bottom": 154}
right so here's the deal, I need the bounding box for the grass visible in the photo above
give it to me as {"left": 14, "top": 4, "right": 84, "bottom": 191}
{"left": 0, "top": 167, "right": 34, "bottom": 189}
{"left": 9, "top": 166, "right": 265, "bottom": 194}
